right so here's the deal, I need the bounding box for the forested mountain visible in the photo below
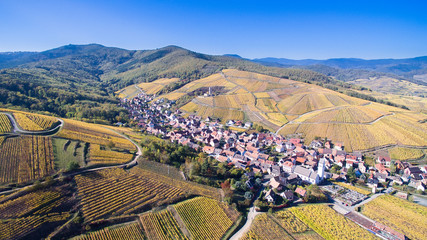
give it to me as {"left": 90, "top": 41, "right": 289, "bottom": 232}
{"left": 0, "top": 44, "right": 334, "bottom": 123}
{"left": 254, "top": 56, "right": 427, "bottom": 84}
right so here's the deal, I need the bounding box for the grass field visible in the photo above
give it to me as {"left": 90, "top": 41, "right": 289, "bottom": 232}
{"left": 52, "top": 138, "right": 86, "bottom": 170}
{"left": 362, "top": 194, "right": 427, "bottom": 240}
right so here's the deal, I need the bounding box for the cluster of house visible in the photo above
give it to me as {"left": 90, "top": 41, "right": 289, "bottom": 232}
{"left": 366, "top": 156, "right": 427, "bottom": 192}
{"left": 121, "top": 92, "right": 426, "bottom": 196}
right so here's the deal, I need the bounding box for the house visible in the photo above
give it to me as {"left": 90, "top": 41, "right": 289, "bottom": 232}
{"left": 268, "top": 165, "right": 282, "bottom": 177}
{"left": 215, "top": 155, "right": 229, "bottom": 163}
{"left": 270, "top": 176, "right": 288, "bottom": 191}
{"left": 202, "top": 146, "right": 215, "bottom": 154}
{"left": 390, "top": 176, "right": 403, "bottom": 185}
{"left": 367, "top": 176, "right": 379, "bottom": 188}
{"left": 404, "top": 167, "right": 423, "bottom": 178}
{"left": 275, "top": 144, "right": 285, "bottom": 153}
{"left": 244, "top": 122, "right": 252, "bottom": 128}
{"left": 334, "top": 142, "right": 343, "bottom": 151}
{"left": 358, "top": 162, "right": 367, "bottom": 173}
{"left": 280, "top": 190, "right": 295, "bottom": 201}
{"left": 377, "top": 156, "right": 391, "bottom": 167}
{"left": 295, "top": 187, "right": 306, "bottom": 198}
{"left": 265, "top": 189, "right": 277, "bottom": 203}
{"left": 309, "top": 140, "right": 323, "bottom": 149}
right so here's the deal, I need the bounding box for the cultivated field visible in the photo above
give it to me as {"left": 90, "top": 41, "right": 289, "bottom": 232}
{"left": 0, "top": 185, "right": 74, "bottom": 240}
{"left": 289, "top": 204, "right": 378, "bottom": 240}
{"left": 57, "top": 119, "right": 136, "bottom": 151}
{"left": 388, "top": 146, "right": 425, "bottom": 161}
{"left": 0, "top": 113, "right": 12, "bottom": 133}
{"left": 88, "top": 143, "right": 134, "bottom": 165}
{"left": 13, "top": 112, "right": 59, "bottom": 131}
{"left": 362, "top": 194, "right": 427, "bottom": 240}
{"left": 140, "top": 209, "right": 188, "bottom": 240}
{"left": 130, "top": 167, "right": 221, "bottom": 201}
{"left": 75, "top": 168, "right": 185, "bottom": 222}
{"left": 0, "top": 136, "right": 55, "bottom": 184}
{"left": 73, "top": 222, "right": 145, "bottom": 240}
{"left": 173, "top": 69, "right": 427, "bottom": 151}
{"left": 241, "top": 213, "right": 293, "bottom": 240}
{"left": 174, "top": 196, "right": 237, "bottom": 240}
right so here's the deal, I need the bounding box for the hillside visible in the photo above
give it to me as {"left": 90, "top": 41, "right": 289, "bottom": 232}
{"left": 0, "top": 108, "right": 137, "bottom": 187}
{"left": 254, "top": 56, "right": 427, "bottom": 97}
{"left": 138, "top": 69, "right": 427, "bottom": 152}
{"left": 0, "top": 44, "right": 335, "bottom": 124}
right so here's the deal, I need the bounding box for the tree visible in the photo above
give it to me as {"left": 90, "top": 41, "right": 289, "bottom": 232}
{"left": 346, "top": 166, "right": 357, "bottom": 183}
{"left": 67, "top": 161, "right": 80, "bottom": 171}
{"left": 244, "top": 191, "right": 254, "bottom": 200}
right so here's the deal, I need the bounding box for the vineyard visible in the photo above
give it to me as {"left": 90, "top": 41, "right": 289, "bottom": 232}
{"left": 57, "top": 118, "right": 136, "bottom": 151}
{"left": 289, "top": 204, "right": 378, "bottom": 240}
{"left": 241, "top": 213, "right": 293, "bottom": 240}
{"left": 0, "top": 113, "right": 12, "bottom": 133}
{"left": 75, "top": 168, "right": 185, "bottom": 222}
{"left": 88, "top": 144, "right": 134, "bottom": 165}
{"left": 73, "top": 222, "right": 145, "bottom": 240}
{"left": 388, "top": 146, "right": 425, "bottom": 160}
{"left": 0, "top": 136, "right": 55, "bottom": 184}
{"left": 130, "top": 167, "right": 221, "bottom": 200}
{"left": 362, "top": 194, "right": 427, "bottom": 240}
{"left": 0, "top": 185, "right": 74, "bottom": 240}
{"left": 174, "top": 197, "right": 236, "bottom": 240}
{"left": 334, "top": 182, "right": 371, "bottom": 195}
{"left": 13, "top": 112, "right": 58, "bottom": 131}
{"left": 140, "top": 209, "right": 188, "bottom": 240}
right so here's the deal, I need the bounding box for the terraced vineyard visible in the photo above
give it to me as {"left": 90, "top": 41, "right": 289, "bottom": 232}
{"left": 73, "top": 222, "right": 145, "bottom": 240}
{"left": 174, "top": 197, "right": 236, "bottom": 240}
{"left": 75, "top": 168, "right": 185, "bottom": 222}
{"left": 88, "top": 143, "right": 134, "bottom": 165}
{"left": 289, "top": 204, "right": 378, "bottom": 240}
{"left": 362, "top": 194, "right": 427, "bottom": 240}
{"left": 0, "top": 113, "right": 12, "bottom": 133}
{"left": 140, "top": 209, "right": 188, "bottom": 240}
{"left": 143, "top": 69, "right": 427, "bottom": 152}
{"left": 0, "top": 136, "right": 55, "bottom": 184}
{"left": 57, "top": 119, "right": 136, "bottom": 151}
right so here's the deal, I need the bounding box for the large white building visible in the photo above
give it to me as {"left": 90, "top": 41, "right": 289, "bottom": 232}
{"left": 293, "top": 158, "right": 326, "bottom": 185}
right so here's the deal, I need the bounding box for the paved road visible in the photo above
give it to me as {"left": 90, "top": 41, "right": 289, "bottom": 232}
{"left": 229, "top": 206, "right": 261, "bottom": 240}
{"left": 1, "top": 112, "right": 64, "bottom": 136}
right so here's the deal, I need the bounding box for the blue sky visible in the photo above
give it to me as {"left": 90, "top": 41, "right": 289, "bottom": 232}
{"left": 0, "top": 0, "right": 426, "bottom": 59}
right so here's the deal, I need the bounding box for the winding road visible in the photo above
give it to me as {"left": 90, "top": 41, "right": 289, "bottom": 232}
{"left": 0, "top": 113, "right": 142, "bottom": 195}
{"left": 1, "top": 112, "right": 64, "bottom": 136}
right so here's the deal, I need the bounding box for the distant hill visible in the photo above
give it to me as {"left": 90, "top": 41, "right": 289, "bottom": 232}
{"left": 253, "top": 56, "right": 427, "bottom": 97}
{"left": 0, "top": 44, "right": 337, "bottom": 123}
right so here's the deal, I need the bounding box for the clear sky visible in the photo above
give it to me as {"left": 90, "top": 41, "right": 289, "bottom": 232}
{"left": 0, "top": 0, "right": 426, "bottom": 59}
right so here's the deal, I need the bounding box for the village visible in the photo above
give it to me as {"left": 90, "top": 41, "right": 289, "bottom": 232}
{"left": 121, "top": 91, "right": 427, "bottom": 240}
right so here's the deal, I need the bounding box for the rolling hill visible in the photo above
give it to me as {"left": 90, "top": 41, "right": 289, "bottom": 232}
{"left": 0, "top": 44, "right": 336, "bottom": 124}
{"left": 134, "top": 69, "right": 427, "bottom": 153}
